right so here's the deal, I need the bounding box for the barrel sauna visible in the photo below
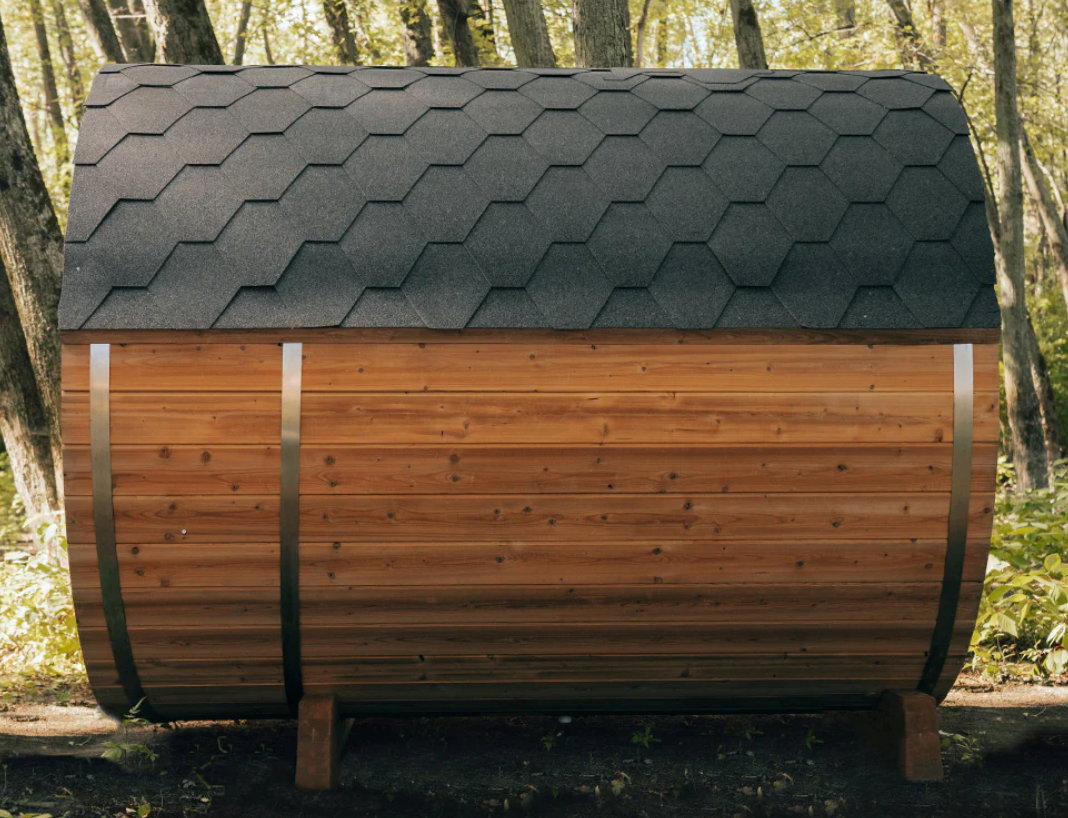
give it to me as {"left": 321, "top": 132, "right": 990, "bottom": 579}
{"left": 61, "top": 65, "right": 998, "bottom": 774}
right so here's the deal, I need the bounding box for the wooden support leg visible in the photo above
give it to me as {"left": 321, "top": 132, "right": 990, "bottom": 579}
{"left": 295, "top": 695, "right": 354, "bottom": 790}
{"left": 872, "top": 691, "right": 944, "bottom": 782}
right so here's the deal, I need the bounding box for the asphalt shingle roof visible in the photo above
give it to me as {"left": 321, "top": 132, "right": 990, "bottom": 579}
{"left": 61, "top": 64, "right": 998, "bottom": 330}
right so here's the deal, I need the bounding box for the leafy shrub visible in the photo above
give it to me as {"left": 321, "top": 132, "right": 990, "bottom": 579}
{"left": 970, "top": 459, "right": 1068, "bottom": 679}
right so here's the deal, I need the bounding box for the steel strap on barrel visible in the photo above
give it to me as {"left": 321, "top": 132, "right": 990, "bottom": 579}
{"left": 280, "top": 343, "right": 304, "bottom": 714}
{"left": 90, "top": 344, "right": 160, "bottom": 722}
{"left": 918, "top": 343, "right": 974, "bottom": 695}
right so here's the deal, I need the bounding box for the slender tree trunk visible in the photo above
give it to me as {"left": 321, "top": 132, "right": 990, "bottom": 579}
{"left": 75, "top": 0, "right": 126, "bottom": 62}
{"left": 50, "top": 0, "right": 85, "bottom": 118}
{"left": 654, "top": 3, "right": 668, "bottom": 66}
{"left": 468, "top": 0, "right": 500, "bottom": 64}
{"left": 1023, "top": 314, "right": 1065, "bottom": 463}
{"left": 728, "top": 0, "right": 767, "bottom": 70}
{"left": 503, "top": 0, "right": 555, "bottom": 66}
{"left": 886, "top": 0, "right": 933, "bottom": 69}
{"left": 106, "top": 0, "right": 154, "bottom": 61}
{"left": 634, "top": 0, "right": 653, "bottom": 67}
{"left": 232, "top": 0, "right": 252, "bottom": 64}
{"left": 438, "top": 0, "right": 480, "bottom": 65}
{"left": 263, "top": 19, "right": 275, "bottom": 63}
{"left": 835, "top": 0, "right": 856, "bottom": 37}
{"left": 0, "top": 257, "right": 59, "bottom": 536}
{"left": 27, "top": 0, "right": 70, "bottom": 169}
{"left": 142, "top": 0, "right": 225, "bottom": 63}
{"left": 572, "top": 0, "right": 632, "bottom": 67}
{"left": 929, "top": 0, "right": 947, "bottom": 48}
{"left": 1022, "top": 128, "right": 1068, "bottom": 313}
{"left": 399, "top": 0, "right": 434, "bottom": 65}
{"left": 992, "top": 0, "right": 1048, "bottom": 490}
{"left": 0, "top": 15, "right": 64, "bottom": 490}
{"left": 322, "top": 0, "right": 360, "bottom": 64}
{"left": 129, "top": 0, "right": 156, "bottom": 60}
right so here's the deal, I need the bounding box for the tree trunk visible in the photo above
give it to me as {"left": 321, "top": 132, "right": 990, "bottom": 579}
{"left": 728, "top": 0, "right": 767, "bottom": 70}
{"left": 886, "top": 0, "right": 933, "bottom": 69}
{"left": 27, "top": 0, "right": 70, "bottom": 169}
{"left": 0, "top": 15, "right": 64, "bottom": 490}
{"left": 75, "top": 0, "right": 127, "bottom": 63}
{"left": 322, "top": 0, "right": 360, "bottom": 64}
{"left": 572, "top": 0, "right": 632, "bottom": 67}
{"left": 142, "top": 0, "right": 225, "bottom": 64}
{"left": 992, "top": 0, "right": 1048, "bottom": 490}
{"left": 929, "top": 0, "right": 946, "bottom": 48}
{"left": 263, "top": 20, "right": 275, "bottom": 63}
{"left": 634, "top": 0, "right": 652, "bottom": 67}
{"left": 106, "top": 0, "right": 155, "bottom": 62}
{"left": 0, "top": 257, "right": 59, "bottom": 537}
{"left": 50, "top": 0, "right": 85, "bottom": 118}
{"left": 437, "top": 0, "right": 480, "bottom": 66}
{"left": 502, "top": 0, "right": 555, "bottom": 67}
{"left": 232, "top": 0, "right": 252, "bottom": 64}
{"left": 469, "top": 0, "right": 500, "bottom": 65}
{"left": 1021, "top": 128, "right": 1068, "bottom": 313}
{"left": 835, "top": 0, "right": 856, "bottom": 37}
{"left": 654, "top": 3, "right": 668, "bottom": 66}
{"left": 1023, "top": 314, "right": 1064, "bottom": 464}
{"left": 399, "top": 0, "right": 434, "bottom": 66}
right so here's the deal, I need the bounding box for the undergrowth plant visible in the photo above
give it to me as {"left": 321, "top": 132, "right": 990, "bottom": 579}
{"left": 970, "top": 459, "right": 1068, "bottom": 680}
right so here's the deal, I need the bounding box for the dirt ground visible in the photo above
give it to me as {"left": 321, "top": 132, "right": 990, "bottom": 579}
{"left": 1, "top": 677, "right": 1066, "bottom": 818}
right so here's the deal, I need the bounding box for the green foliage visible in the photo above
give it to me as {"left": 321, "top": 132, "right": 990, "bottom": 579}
{"left": 0, "top": 453, "right": 27, "bottom": 549}
{"left": 970, "top": 459, "right": 1068, "bottom": 679}
{"left": 630, "top": 722, "right": 660, "bottom": 749}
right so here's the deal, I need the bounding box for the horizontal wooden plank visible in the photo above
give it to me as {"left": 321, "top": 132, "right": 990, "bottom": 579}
{"left": 62, "top": 392, "right": 282, "bottom": 446}
{"left": 301, "top": 344, "right": 966, "bottom": 393}
{"left": 69, "top": 542, "right": 280, "bottom": 585}
{"left": 62, "top": 344, "right": 282, "bottom": 392}
{"left": 302, "top": 392, "right": 962, "bottom": 445}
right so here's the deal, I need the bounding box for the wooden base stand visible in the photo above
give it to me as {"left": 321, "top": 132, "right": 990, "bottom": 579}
{"left": 856, "top": 690, "right": 943, "bottom": 782}
{"left": 295, "top": 695, "right": 355, "bottom": 790}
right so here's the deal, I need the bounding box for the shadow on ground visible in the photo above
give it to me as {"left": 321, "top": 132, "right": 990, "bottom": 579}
{"left": 1, "top": 683, "right": 1066, "bottom": 817}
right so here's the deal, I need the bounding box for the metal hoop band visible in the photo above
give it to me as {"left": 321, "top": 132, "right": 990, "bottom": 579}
{"left": 280, "top": 343, "right": 304, "bottom": 714}
{"left": 90, "top": 344, "right": 159, "bottom": 721}
{"left": 918, "top": 343, "right": 974, "bottom": 694}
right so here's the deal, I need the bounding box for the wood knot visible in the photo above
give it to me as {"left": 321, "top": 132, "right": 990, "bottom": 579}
{"left": 325, "top": 455, "right": 336, "bottom": 466}
{"left": 449, "top": 453, "right": 460, "bottom": 464}
{"left": 130, "top": 546, "right": 140, "bottom": 555}
{"left": 159, "top": 447, "right": 171, "bottom": 459}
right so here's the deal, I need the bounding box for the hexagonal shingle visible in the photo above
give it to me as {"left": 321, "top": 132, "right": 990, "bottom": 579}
{"left": 84, "top": 71, "right": 136, "bottom": 107}
{"left": 579, "top": 91, "right": 657, "bottom": 134}
{"left": 466, "top": 70, "right": 536, "bottom": 90}
{"left": 588, "top": 204, "right": 672, "bottom": 286}
{"left": 894, "top": 243, "right": 979, "bottom": 326}
{"left": 79, "top": 200, "right": 177, "bottom": 286}
{"left": 221, "top": 134, "right": 306, "bottom": 200}
{"left": 874, "top": 110, "right": 953, "bottom": 165}
{"left": 584, "top": 137, "right": 666, "bottom": 201}
{"left": 340, "top": 202, "right": 427, "bottom": 287}
{"left": 716, "top": 287, "right": 794, "bottom": 327}
{"left": 757, "top": 111, "right": 836, "bottom": 165}
{"left": 291, "top": 73, "right": 370, "bottom": 107}
{"left": 951, "top": 202, "right": 997, "bottom": 285}
{"left": 97, "top": 135, "right": 183, "bottom": 199}
{"left": 859, "top": 77, "right": 934, "bottom": 109}
{"left": 593, "top": 288, "right": 671, "bottom": 327}
{"left": 922, "top": 92, "right": 969, "bottom": 135}
{"left": 405, "top": 109, "right": 487, "bottom": 164}
{"left": 280, "top": 166, "right": 367, "bottom": 242}
{"left": 229, "top": 88, "right": 311, "bottom": 133}
{"left": 407, "top": 75, "right": 484, "bottom": 107}
{"left": 465, "top": 136, "right": 548, "bottom": 201}
{"left": 174, "top": 73, "right": 255, "bottom": 107}
{"left": 346, "top": 90, "right": 428, "bottom": 134}
{"left": 830, "top": 204, "right": 913, "bottom": 286}
{"left": 808, "top": 92, "right": 886, "bottom": 135}
{"left": 646, "top": 167, "right": 728, "bottom": 241}
{"left": 155, "top": 166, "right": 244, "bottom": 242}
{"left": 703, "top": 136, "right": 785, "bottom": 202}
{"left": 341, "top": 288, "right": 424, "bottom": 326}
{"left": 523, "top": 110, "right": 604, "bottom": 165}
{"left": 107, "top": 86, "right": 193, "bottom": 134}
{"left": 767, "top": 168, "right": 848, "bottom": 242}
{"left": 464, "top": 90, "right": 542, "bottom": 134}
{"left": 839, "top": 286, "right": 921, "bottom": 329}
{"left": 215, "top": 202, "right": 304, "bottom": 286}
{"left": 887, "top": 167, "right": 969, "bottom": 240}
{"left": 773, "top": 244, "right": 856, "bottom": 327}
{"left": 820, "top": 137, "right": 902, "bottom": 202}
{"left": 938, "top": 136, "right": 985, "bottom": 200}
{"left": 286, "top": 108, "right": 368, "bottom": 164}
{"left": 73, "top": 108, "right": 127, "bottom": 164}
{"left": 64, "top": 166, "right": 118, "bottom": 242}
{"left": 165, "top": 108, "right": 249, "bottom": 165}
{"left": 709, "top": 204, "right": 792, "bottom": 286}
{"left": 525, "top": 167, "right": 609, "bottom": 242}
{"left": 745, "top": 78, "right": 820, "bottom": 110}
{"left": 640, "top": 111, "right": 720, "bottom": 165}
{"left": 402, "top": 244, "right": 489, "bottom": 328}
{"left": 526, "top": 244, "right": 612, "bottom": 329}
{"left": 795, "top": 72, "right": 869, "bottom": 92}
{"left": 344, "top": 136, "right": 426, "bottom": 201}
{"left": 468, "top": 288, "right": 549, "bottom": 327}
{"left": 519, "top": 77, "right": 597, "bottom": 109}
{"left": 649, "top": 243, "right": 734, "bottom": 327}
{"left": 694, "top": 92, "right": 773, "bottom": 135}
{"left": 351, "top": 67, "right": 425, "bottom": 88}
{"left": 274, "top": 243, "right": 364, "bottom": 326}
{"left": 633, "top": 77, "right": 709, "bottom": 110}
{"left": 465, "top": 203, "right": 550, "bottom": 287}
{"left": 404, "top": 166, "right": 488, "bottom": 242}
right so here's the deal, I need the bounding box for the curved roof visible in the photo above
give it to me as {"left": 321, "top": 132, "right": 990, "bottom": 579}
{"left": 60, "top": 64, "right": 998, "bottom": 331}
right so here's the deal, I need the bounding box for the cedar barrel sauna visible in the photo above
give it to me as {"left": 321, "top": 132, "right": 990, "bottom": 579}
{"left": 61, "top": 64, "right": 999, "bottom": 786}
